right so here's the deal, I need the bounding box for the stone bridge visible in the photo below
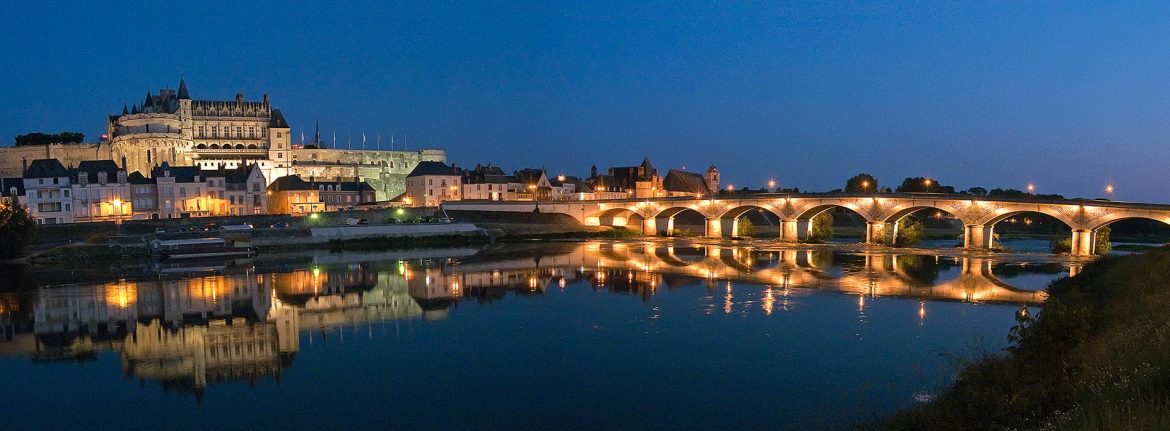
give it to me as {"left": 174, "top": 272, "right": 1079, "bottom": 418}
{"left": 443, "top": 193, "right": 1170, "bottom": 256}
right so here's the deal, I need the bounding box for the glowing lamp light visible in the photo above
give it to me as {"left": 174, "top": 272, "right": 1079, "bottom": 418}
{"left": 309, "top": 213, "right": 320, "bottom": 220}
{"left": 396, "top": 208, "right": 405, "bottom": 216}
{"left": 1105, "top": 184, "right": 1115, "bottom": 194}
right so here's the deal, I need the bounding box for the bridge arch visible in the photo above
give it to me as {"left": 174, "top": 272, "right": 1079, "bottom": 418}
{"left": 1086, "top": 213, "right": 1170, "bottom": 231}
{"left": 782, "top": 203, "right": 873, "bottom": 243}
{"left": 881, "top": 203, "right": 964, "bottom": 225}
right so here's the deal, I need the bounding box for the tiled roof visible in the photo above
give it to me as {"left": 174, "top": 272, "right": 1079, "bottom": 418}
{"left": 73, "top": 160, "right": 123, "bottom": 184}
{"left": 663, "top": 169, "right": 709, "bottom": 195}
{"left": 408, "top": 161, "right": 461, "bottom": 177}
{"left": 24, "top": 159, "right": 68, "bottom": 178}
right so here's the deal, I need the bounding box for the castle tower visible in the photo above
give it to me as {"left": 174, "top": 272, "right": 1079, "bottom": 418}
{"left": 177, "top": 78, "right": 193, "bottom": 138}
{"left": 267, "top": 109, "right": 292, "bottom": 180}
{"left": 705, "top": 165, "right": 720, "bottom": 194}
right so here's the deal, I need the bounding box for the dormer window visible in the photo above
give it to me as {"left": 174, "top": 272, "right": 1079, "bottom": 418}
{"left": 98, "top": 172, "right": 108, "bottom": 184}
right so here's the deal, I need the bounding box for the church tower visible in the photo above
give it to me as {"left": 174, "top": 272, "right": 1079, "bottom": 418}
{"left": 705, "top": 165, "right": 720, "bottom": 194}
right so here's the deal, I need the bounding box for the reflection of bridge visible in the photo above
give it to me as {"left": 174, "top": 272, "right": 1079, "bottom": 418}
{"left": 444, "top": 193, "right": 1170, "bottom": 255}
{"left": 419, "top": 243, "right": 1050, "bottom": 305}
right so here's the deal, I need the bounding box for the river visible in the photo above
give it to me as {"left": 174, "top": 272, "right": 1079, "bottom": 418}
{"left": 0, "top": 240, "right": 1074, "bottom": 430}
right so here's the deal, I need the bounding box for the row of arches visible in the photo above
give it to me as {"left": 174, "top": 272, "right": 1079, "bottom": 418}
{"left": 588, "top": 202, "right": 1170, "bottom": 256}
{"left": 195, "top": 143, "right": 260, "bottom": 150}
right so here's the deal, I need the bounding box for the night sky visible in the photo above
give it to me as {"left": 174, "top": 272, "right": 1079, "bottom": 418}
{"left": 3, "top": 2, "right": 1170, "bottom": 201}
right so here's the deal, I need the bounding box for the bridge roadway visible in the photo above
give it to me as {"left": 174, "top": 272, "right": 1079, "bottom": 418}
{"left": 443, "top": 193, "right": 1170, "bottom": 256}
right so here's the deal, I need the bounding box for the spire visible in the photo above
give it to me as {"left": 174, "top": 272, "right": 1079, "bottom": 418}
{"left": 122, "top": 105, "right": 129, "bottom": 115}
{"left": 177, "top": 78, "right": 190, "bottom": 99}
{"left": 131, "top": 104, "right": 140, "bottom": 114}
{"left": 313, "top": 120, "right": 320, "bottom": 147}
{"left": 144, "top": 91, "right": 153, "bottom": 108}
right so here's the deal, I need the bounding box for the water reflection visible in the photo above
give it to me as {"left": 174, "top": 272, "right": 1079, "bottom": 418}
{"left": 0, "top": 242, "right": 1068, "bottom": 394}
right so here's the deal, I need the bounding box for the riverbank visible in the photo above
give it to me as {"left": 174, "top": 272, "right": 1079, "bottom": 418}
{"left": 871, "top": 246, "right": 1170, "bottom": 430}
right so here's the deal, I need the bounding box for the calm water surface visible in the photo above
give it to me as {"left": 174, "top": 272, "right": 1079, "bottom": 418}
{"left": 0, "top": 241, "right": 1071, "bottom": 430}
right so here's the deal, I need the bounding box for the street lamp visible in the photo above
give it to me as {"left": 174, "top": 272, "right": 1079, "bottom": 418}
{"left": 1027, "top": 183, "right": 1035, "bottom": 194}
{"left": 767, "top": 179, "right": 777, "bottom": 191}
{"left": 1105, "top": 184, "right": 1115, "bottom": 195}
{"left": 860, "top": 180, "right": 870, "bottom": 192}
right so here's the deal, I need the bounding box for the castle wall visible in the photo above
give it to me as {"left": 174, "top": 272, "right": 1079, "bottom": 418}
{"left": 0, "top": 144, "right": 113, "bottom": 177}
{"left": 290, "top": 149, "right": 446, "bottom": 200}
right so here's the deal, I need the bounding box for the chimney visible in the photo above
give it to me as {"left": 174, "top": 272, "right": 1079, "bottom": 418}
{"left": 21, "top": 158, "right": 27, "bottom": 176}
{"left": 236, "top": 92, "right": 244, "bottom": 104}
{"left": 262, "top": 93, "right": 269, "bottom": 105}
{"left": 121, "top": 156, "right": 127, "bottom": 170}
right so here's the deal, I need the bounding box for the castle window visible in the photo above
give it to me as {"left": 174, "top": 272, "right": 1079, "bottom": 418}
{"left": 236, "top": 127, "right": 242, "bottom": 138}
{"left": 211, "top": 126, "right": 218, "bottom": 137}
{"left": 248, "top": 127, "right": 255, "bottom": 138}
{"left": 198, "top": 126, "right": 205, "bottom": 137}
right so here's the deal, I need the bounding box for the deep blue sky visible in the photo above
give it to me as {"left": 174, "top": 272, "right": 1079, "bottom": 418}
{"left": 3, "top": 2, "right": 1170, "bottom": 201}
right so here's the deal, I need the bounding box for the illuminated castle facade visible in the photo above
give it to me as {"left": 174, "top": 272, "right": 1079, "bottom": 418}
{"left": 107, "top": 79, "right": 293, "bottom": 184}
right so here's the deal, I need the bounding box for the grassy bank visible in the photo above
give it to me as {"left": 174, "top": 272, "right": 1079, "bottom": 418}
{"left": 872, "top": 248, "right": 1170, "bottom": 430}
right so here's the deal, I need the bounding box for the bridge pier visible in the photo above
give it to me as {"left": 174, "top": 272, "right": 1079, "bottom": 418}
{"left": 705, "top": 218, "right": 723, "bottom": 238}
{"left": 641, "top": 217, "right": 674, "bottom": 236}
{"left": 780, "top": 219, "right": 810, "bottom": 242}
{"left": 963, "top": 224, "right": 995, "bottom": 250}
{"left": 1070, "top": 229, "right": 1096, "bottom": 256}
{"left": 723, "top": 218, "right": 739, "bottom": 237}
{"left": 865, "top": 221, "right": 887, "bottom": 245}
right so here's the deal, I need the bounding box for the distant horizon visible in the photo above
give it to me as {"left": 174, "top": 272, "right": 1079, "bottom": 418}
{"left": 4, "top": 3, "right": 1170, "bottom": 202}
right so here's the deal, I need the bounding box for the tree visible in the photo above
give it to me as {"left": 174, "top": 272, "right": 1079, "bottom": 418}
{"left": 845, "top": 173, "right": 878, "bottom": 193}
{"left": 1095, "top": 226, "right": 1112, "bottom": 255}
{"left": 893, "top": 217, "right": 925, "bottom": 247}
{"left": 14, "top": 132, "right": 85, "bottom": 146}
{"left": 0, "top": 196, "right": 36, "bottom": 260}
{"left": 966, "top": 187, "right": 988, "bottom": 196}
{"left": 807, "top": 212, "right": 833, "bottom": 243}
{"left": 896, "top": 177, "right": 955, "bottom": 194}
{"left": 736, "top": 218, "right": 754, "bottom": 237}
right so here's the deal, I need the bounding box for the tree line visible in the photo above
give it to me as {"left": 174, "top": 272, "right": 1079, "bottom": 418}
{"left": 14, "top": 132, "right": 85, "bottom": 146}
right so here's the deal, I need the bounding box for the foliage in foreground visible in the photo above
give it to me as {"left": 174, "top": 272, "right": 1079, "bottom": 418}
{"left": 871, "top": 248, "right": 1170, "bottom": 430}
{"left": 0, "top": 196, "right": 36, "bottom": 260}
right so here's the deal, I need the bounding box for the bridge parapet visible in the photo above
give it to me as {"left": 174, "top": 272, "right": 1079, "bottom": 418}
{"left": 443, "top": 193, "right": 1170, "bottom": 256}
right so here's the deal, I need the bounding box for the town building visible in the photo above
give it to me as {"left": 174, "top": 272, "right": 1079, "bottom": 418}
{"left": 405, "top": 161, "right": 462, "bottom": 207}
{"left": 1, "top": 177, "right": 26, "bottom": 206}
{"left": 513, "top": 168, "right": 552, "bottom": 200}
{"left": 602, "top": 158, "right": 664, "bottom": 198}
{"left": 209, "top": 163, "right": 268, "bottom": 215}
{"left": 127, "top": 172, "right": 158, "bottom": 220}
{"left": 152, "top": 163, "right": 216, "bottom": 219}
{"left": 71, "top": 160, "right": 130, "bottom": 223}
{"left": 22, "top": 159, "right": 73, "bottom": 224}
{"left": 266, "top": 175, "right": 325, "bottom": 215}
{"left": 550, "top": 174, "right": 592, "bottom": 200}
{"left": 306, "top": 178, "right": 377, "bottom": 211}
{"left": 461, "top": 164, "right": 513, "bottom": 201}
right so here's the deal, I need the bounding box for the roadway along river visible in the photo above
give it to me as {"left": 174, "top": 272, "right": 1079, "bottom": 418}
{"left": 0, "top": 240, "right": 1073, "bottom": 430}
